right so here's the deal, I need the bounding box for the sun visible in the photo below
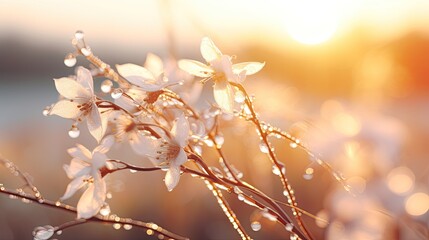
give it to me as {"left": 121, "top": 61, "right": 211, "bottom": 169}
{"left": 281, "top": 0, "right": 343, "bottom": 45}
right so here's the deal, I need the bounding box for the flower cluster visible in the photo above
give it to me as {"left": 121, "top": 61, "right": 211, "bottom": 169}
{"left": 40, "top": 31, "right": 340, "bottom": 240}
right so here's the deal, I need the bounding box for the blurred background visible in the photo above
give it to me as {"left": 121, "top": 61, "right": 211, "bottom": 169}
{"left": 0, "top": 0, "right": 428, "bottom": 239}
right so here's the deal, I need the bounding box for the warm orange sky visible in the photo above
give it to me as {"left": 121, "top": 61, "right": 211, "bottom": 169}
{"left": 2, "top": 0, "right": 429, "bottom": 50}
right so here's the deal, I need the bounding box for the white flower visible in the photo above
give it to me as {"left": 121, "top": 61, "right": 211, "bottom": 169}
{"left": 113, "top": 114, "right": 156, "bottom": 156}
{"left": 116, "top": 53, "right": 169, "bottom": 92}
{"left": 49, "top": 67, "right": 105, "bottom": 142}
{"left": 147, "top": 114, "right": 190, "bottom": 191}
{"left": 178, "top": 37, "right": 265, "bottom": 113}
{"left": 60, "top": 140, "right": 113, "bottom": 219}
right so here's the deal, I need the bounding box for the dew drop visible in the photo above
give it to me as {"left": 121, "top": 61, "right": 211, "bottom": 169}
{"left": 68, "top": 126, "right": 80, "bottom": 138}
{"left": 75, "top": 30, "right": 85, "bottom": 40}
{"left": 272, "top": 165, "right": 286, "bottom": 176}
{"left": 146, "top": 229, "right": 154, "bottom": 235}
{"left": 285, "top": 223, "right": 294, "bottom": 232}
{"left": 250, "top": 221, "right": 262, "bottom": 231}
{"left": 259, "top": 142, "right": 269, "bottom": 153}
{"left": 283, "top": 190, "right": 289, "bottom": 197}
{"left": 234, "top": 91, "right": 245, "bottom": 103}
{"left": 290, "top": 234, "right": 298, "bottom": 240}
{"left": 204, "top": 138, "right": 214, "bottom": 147}
{"left": 289, "top": 142, "right": 298, "bottom": 149}
{"left": 106, "top": 192, "right": 113, "bottom": 199}
{"left": 237, "top": 194, "right": 245, "bottom": 201}
{"left": 56, "top": 230, "right": 62, "bottom": 235}
{"left": 303, "top": 167, "right": 314, "bottom": 180}
{"left": 123, "top": 224, "right": 132, "bottom": 230}
{"left": 111, "top": 88, "right": 123, "bottom": 99}
{"left": 101, "top": 80, "right": 113, "bottom": 93}
{"left": 214, "top": 134, "right": 224, "bottom": 147}
{"left": 80, "top": 47, "right": 91, "bottom": 56}
{"left": 64, "top": 54, "right": 77, "bottom": 67}
{"left": 42, "top": 108, "right": 50, "bottom": 116}
{"left": 33, "top": 225, "right": 54, "bottom": 240}
{"left": 113, "top": 223, "right": 122, "bottom": 230}
{"left": 158, "top": 234, "right": 165, "bottom": 239}
{"left": 193, "top": 145, "right": 203, "bottom": 156}
{"left": 100, "top": 203, "right": 111, "bottom": 216}
{"left": 129, "top": 169, "right": 137, "bottom": 173}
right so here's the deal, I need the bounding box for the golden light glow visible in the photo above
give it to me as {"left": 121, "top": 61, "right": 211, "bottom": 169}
{"left": 386, "top": 167, "right": 415, "bottom": 195}
{"left": 332, "top": 112, "right": 361, "bottom": 137}
{"left": 405, "top": 192, "right": 429, "bottom": 216}
{"left": 281, "top": 0, "right": 343, "bottom": 45}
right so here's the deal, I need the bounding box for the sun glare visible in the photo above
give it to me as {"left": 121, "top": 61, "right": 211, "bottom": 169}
{"left": 281, "top": 0, "right": 344, "bottom": 45}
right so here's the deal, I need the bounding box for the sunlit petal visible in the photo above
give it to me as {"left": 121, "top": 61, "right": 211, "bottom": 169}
{"left": 91, "top": 151, "right": 107, "bottom": 170}
{"left": 49, "top": 100, "right": 82, "bottom": 119}
{"left": 145, "top": 53, "right": 164, "bottom": 77}
{"left": 77, "top": 172, "right": 106, "bottom": 219}
{"left": 68, "top": 145, "right": 91, "bottom": 162}
{"left": 214, "top": 80, "right": 235, "bottom": 113}
{"left": 130, "top": 134, "right": 157, "bottom": 156}
{"left": 171, "top": 114, "right": 189, "bottom": 147}
{"left": 94, "top": 135, "right": 115, "bottom": 154}
{"left": 87, "top": 105, "right": 104, "bottom": 143}
{"left": 63, "top": 160, "right": 90, "bottom": 179}
{"left": 172, "top": 149, "right": 188, "bottom": 167}
{"left": 60, "top": 175, "right": 87, "bottom": 200}
{"left": 76, "top": 67, "right": 94, "bottom": 93}
{"left": 201, "top": 37, "right": 223, "bottom": 63}
{"left": 232, "top": 62, "right": 265, "bottom": 75}
{"left": 165, "top": 166, "right": 181, "bottom": 191}
{"left": 116, "top": 63, "right": 155, "bottom": 87}
{"left": 178, "top": 59, "right": 213, "bottom": 77}
{"left": 54, "top": 77, "right": 91, "bottom": 100}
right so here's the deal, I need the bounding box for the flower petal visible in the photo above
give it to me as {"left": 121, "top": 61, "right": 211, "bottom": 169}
{"left": 94, "top": 135, "right": 115, "bottom": 154}
{"left": 91, "top": 151, "right": 107, "bottom": 170}
{"left": 49, "top": 100, "right": 82, "bottom": 119}
{"left": 171, "top": 114, "right": 189, "bottom": 147}
{"left": 87, "top": 105, "right": 104, "bottom": 143}
{"left": 165, "top": 166, "right": 181, "bottom": 191}
{"left": 144, "top": 53, "right": 164, "bottom": 77}
{"left": 54, "top": 77, "right": 91, "bottom": 100}
{"left": 201, "top": 37, "right": 223, "bottom": 63}
{"left": 60, "top": 175, "right": 87, "bottom": 200}
{"left": 213, "top": 80, "right": 235, "bottom": 113}
{"left": 77, "top": 172, "right": 106, "bottom": 219}
{"left": 76, "top": 67, "right": 94, "bottom": 93}
{"left": 64, "top": 160, "right": 91, "bottom": 179}
{"left": 178, "top": 59, "right": 213, "bottom": 77}
{"left": 232, "top": 62, "right": 265, "bottom": 76}
{"left": 130, "top": 134, "right": 157, "bottom": 156}
{"left": 68, "top": 144, "right": 92, "bottom": 162}
{"left": 172, "top": 149, "right": 188, "bottom": 167}
{"left": 116, "top": 63, "right": 155, "bottom": 87}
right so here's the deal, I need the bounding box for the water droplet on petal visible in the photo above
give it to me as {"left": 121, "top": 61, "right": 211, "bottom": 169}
{"left": 68, "top": 126, "right": 80, "bottom": 138}
{"left": 259, "top": 142, "right": 269, "bottom": 153}
{"left": 251, "top": 221, "right": 262, "bottom": 231}
{"left": 234, "top": 91, "right": 245, "bottom": 103}
{"left": 64, "top": 54, "right": 77, "bottom": 67}
{"left": 111, "top": 88, "right": 123, "bottom": 99}
{"left": 100, "top": 203, "right": 111, "bottom": 216}
{"left": 101, "top": 80, "right": 113, "bottom": 93}
{"left": 42, "top": 107, "right": 50, "bottom": 116}
{"left": 75, "top": 30, "right": 85, "bottom": 40}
